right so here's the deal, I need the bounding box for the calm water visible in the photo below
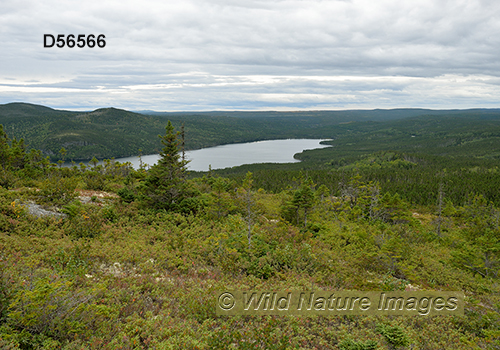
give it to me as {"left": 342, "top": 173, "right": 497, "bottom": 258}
{"left": 113, "top": 139, "right": 330, "bottom": 172}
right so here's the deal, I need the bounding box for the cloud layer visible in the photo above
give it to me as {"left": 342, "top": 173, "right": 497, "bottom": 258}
{"left": 1, "top": 0, "right": 499, "bottom": 110}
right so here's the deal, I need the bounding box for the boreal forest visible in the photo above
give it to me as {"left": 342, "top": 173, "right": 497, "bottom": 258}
{"left": 0, "top": 103, "right": 500, "bottom": 349}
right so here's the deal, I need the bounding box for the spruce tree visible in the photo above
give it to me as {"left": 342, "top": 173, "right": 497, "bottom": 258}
{"left": 144, "top": 121, "right": 190, "bottom": 210}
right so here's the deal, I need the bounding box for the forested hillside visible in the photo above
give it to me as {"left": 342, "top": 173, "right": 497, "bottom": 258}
{"left": 2, "top": 102, "right": 500, "bottom": 162}
{"left": 0, "top": 118, "right": 499, "bottom": 349}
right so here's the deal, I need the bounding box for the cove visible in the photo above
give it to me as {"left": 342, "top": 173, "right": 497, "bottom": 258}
{"left": 113, "top": 139, "right": 331, "bottom": 172}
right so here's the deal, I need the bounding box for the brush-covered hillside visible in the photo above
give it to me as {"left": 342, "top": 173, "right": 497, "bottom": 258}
{"left": 0, "top": 119, "right": 499, "bottom": 349}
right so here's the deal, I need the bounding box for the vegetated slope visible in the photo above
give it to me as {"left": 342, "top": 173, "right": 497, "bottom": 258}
{"left": 0, "top": 127, "right": 499, "bottom": 348}
{"left": 0, "top": 102, "right": 73, "bottom": 117}
{"left": 2, "top": 102, "right": 500, "bottom": 162}
{"left": 295, "top": 111, "right": 500, "bottom": 164}
{"left": 2, "top": 103, "right": 378, "bottom": 160}
{"left": 0, "top": 115, "right": 499, "bottom": 349}
{"left": 0, "top": 103, "right": 391, "bottom": 160}
{"left": 0, "top": 103, "right": 272, "bottom": 160}
{"left": 208, "top": 110, "right": 500, "bottom": 209}
{"left": 0, "top": 104, "right": 164, "bottom": 160}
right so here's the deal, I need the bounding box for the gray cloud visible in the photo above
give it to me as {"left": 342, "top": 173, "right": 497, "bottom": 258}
{"left": 1, "top": 0, "right": 499, "bottom": 110}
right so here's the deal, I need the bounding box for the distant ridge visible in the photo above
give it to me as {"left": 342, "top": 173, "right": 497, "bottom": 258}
{"left": 138, "top": 108, "right": 500, "bottom": 121}
{"left": 3, "top": 102, "right": 499, "bottom": 119}
{"left": 0, "top": 102, "right": 69, "bottom": 117}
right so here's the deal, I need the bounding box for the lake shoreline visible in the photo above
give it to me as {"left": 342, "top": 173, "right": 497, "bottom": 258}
{"left": 64, "top": 139, "right": 332, "bottom": 172}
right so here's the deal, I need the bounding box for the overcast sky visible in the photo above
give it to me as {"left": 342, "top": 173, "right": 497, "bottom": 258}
{"left": 1, "top": 0, "right": 500, "bottom": 111}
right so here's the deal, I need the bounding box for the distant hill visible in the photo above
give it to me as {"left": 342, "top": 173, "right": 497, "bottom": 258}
{"left": 0, "top": 104, "right": 167, "bottom": 160}
{"left": 140, "top": 108, "right": 500, "bottom": 121}
{"left": 0, "top": 102, "right": 74, "bottom": 117}
{"left": 1, "top": 102, "right": 500, "bottom": 161}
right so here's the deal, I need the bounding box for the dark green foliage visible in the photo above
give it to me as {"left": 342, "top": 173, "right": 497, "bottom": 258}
{"left": 378, "top": 193, "right": 413, "bottom": 225}
{"left": 236, "top": 172, "right": 259, "bottom": 246}
{"left": 84, "top": 170, "right": 106, "bottom": 190}
{"left": 0, "top": 125, "right": 11, "bottom": 169}
{"left": 23, "top": 149, "right": 50, "bottom": 178}
{"left": 0, "top": 125, "right": 30, "bottom": 176}
{"left": 6, "top": 273, "right": 101, "bottom": 346}
{"left": 60, "top": 201, "right": 82, "bottom": 219}
{"left": 177, "top": 194, "right": 206, "bottom": 215}
{"left": 450, "top": 195, "right": 500, "bottom": 278}
{"left": 143, "top": 121, "right": 192, "bottom": 211}
{"left": 376, "top": 323, "right": 410, "bottom": 348}
{"left": 281, "top": 177, "right": 316, "bottom": 227}
{"left": 117, "top": 187, "right": 136, "bottom": 203}
{"left": 49, "top": 243, "right": 90, "bottom": 277}
{"left": 101, "top": 205, "right": 117, "bottom": 223}
{"left": 0, "top": 167, "right": 16, "bottom": 189}
{"left": 205, "top": 176, "right": 238, "bottom": 219}
{"left": 338, "top": 338, "right": 378, "bottom": 350}
{"left": 247, "top": 256, "right": 275, "bottom": 279}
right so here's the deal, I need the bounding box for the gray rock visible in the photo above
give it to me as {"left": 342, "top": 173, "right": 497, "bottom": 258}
{"left": 22, "top": 202, "right": 66, "bottom": 219}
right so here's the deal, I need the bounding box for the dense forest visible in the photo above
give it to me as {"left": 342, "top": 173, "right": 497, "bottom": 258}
{"left": 2, "top": 103, "right": 500, "bottom": 162}
{"left": 0, "top": 108, "right": 499, "bottom": 349}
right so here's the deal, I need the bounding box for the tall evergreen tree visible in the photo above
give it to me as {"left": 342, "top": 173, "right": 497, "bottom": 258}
{"left": 144, "top": 121, "right": 190, "bottom": 210}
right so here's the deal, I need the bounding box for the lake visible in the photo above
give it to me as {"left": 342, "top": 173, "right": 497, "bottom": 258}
{"left": 112, "top": 139, "right": 331, "bottom": 172}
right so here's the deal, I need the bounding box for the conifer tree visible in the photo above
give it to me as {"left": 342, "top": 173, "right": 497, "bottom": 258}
{"left": 26, "top": 149, "right": 49, "bottom": 171}
{"left": 281, "top": 177, "right": 316, "bottom": 227}
{"left": 144, "top": 121, "right": 190, "bottom": 210}
{"left": 10, "top": 137, "right": 27, "bottom": 170}
{"left": 0, "top": 125, "right": 10, "bottom": 169}
{"left": 90, "top": 156, "right": 99, "bottom": 169}
{"left": 58, "top": 147, "right": 67, "bottom": 168}
{"left": 209, "top": 177, "right": 235, "bottom": 219}
{"left": 451, "top": 195, "right": 500, "bottom": 278}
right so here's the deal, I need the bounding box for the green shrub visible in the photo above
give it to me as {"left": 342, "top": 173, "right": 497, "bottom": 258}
{"left": 207, "top": 317, "right": 291, "bottom": 350}
{"left": 101, "top": 205, "right": 117, "bottom": 223}
{"left": 49, "top": 243, "right": 90, "bottom": 277}
{"left": 0, "top": 167, "right": 17, "bottom": 189}
{"left": 376, "top": 323, "right": 410, "bottom": 348}
{"left": 38, "top": 175, "right": 77, "bottom": 205}
{"left": 0, "top": 258, "right": 14, "bottom": 324}
{"left": 84, "top": 171, "right": 105, "bottom": 191}
{"left": 7, "top": 275, "right": 96, "bottom": 342}
{"left": 339, "top": 338, "right": 378, "bottom": 350}
{"left": 61, "top": 200, "right": 83, "bottom": 219}
{"left": 247, "top": 256, "right": 275, "bottom": 279}
{"left": 117, "top": 187, "right": 136, "bottom": 203}
{"left": 62, "top": 202, "right": 104, "bottom": 238}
